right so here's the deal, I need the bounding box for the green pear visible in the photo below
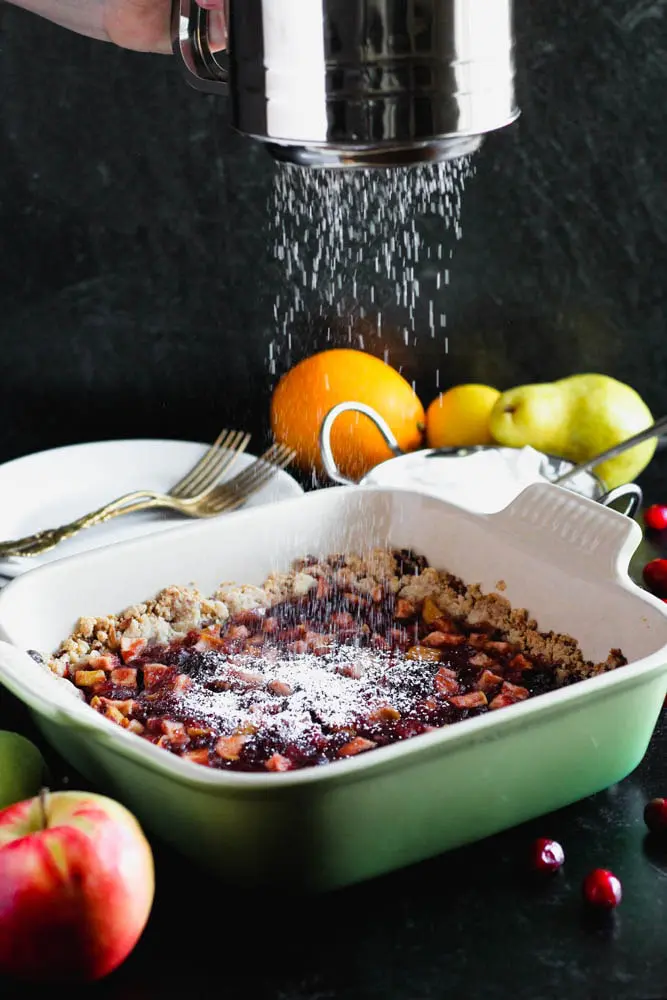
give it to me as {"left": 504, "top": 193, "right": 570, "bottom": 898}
{"left": 0, "top": 731, "right": 46, "bottom": 811}
{"left": 489, "top": 374, "right": 656, "bottom": 490}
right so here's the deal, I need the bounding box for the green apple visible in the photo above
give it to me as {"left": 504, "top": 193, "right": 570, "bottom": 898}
{"left": 489, "top": 373, "right": 656, "bottom": 490}
{"left": 0, "top": 731, "right": 46, "bottom": 811}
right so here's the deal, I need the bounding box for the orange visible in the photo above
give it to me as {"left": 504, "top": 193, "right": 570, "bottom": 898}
{"left": 270, "top": 349, "right": 425, "bottom": 479}
{"left": 425, "top": 384, "right": 501, "bottom": 448}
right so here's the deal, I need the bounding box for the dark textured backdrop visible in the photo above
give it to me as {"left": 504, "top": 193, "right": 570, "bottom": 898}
{"left": 0, "top": 0, "right": 665, "bottom": 493}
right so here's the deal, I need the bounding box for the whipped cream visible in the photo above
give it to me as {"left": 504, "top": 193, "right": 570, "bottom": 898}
{"left": 363, "top": 446, "right": 598, "bottom": 514}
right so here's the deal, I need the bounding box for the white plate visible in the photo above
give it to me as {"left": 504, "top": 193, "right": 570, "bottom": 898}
{"left": 0, "top": 439, "right": 304, "bottom": 579}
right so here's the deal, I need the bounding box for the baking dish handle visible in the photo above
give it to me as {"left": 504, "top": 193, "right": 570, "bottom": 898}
{"left": 490, "top": 482, "right": 643, "bottom": 581}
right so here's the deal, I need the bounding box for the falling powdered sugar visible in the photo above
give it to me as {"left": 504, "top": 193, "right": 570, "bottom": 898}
{"left": 268, "top": 157, "right": 476, "bottom": 374}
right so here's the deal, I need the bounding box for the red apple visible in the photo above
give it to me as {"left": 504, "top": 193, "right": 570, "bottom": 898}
{"left": 0, "top": 789, "right": 155, "bottom": 983}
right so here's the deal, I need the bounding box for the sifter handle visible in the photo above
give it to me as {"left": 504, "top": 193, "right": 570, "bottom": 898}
{"left": 171, "top": 0, "right": 229, "bottom": 94}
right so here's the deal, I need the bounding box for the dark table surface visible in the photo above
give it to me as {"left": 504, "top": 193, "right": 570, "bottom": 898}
{"left": 0, "top": 503, "right": 666, "bottom": 1000}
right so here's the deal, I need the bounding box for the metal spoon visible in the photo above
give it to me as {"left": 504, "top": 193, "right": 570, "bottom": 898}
{"left": 553, "top": 415, "right": 667, "bottom": 487}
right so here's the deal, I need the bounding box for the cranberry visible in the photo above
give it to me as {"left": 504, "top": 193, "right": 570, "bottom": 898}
{"left": 530, "top": 837, "right": 565, "bottom": 872}
{"left": 582, "top": 868, "right": 622, "bottom": 909}
{"left": 642, "top": 558, "right": 667, "bottom": 598}
{"left": 644, "top": 797, "right": 667, "bottom": 834}
{"left": 644, "top": 505, "right": 667, "bottom": 532}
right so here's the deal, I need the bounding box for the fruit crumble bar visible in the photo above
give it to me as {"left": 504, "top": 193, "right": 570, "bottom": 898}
{"left": 38, "top": 548, "right": 627, "bottom": 773}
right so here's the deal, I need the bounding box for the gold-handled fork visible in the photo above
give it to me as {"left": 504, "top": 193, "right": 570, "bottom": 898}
{"left": 192, "top": 441, "right": 296, "bottom": 518}
{"left": 0, "top": 428, "right": 252, "bottom": 560}
{"left": 0, "top": 440, "right": 295, "bottom": 560}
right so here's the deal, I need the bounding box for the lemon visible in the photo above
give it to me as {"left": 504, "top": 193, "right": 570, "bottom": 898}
{"left": 425, "top": 384, "right": 501, "bottom": 448}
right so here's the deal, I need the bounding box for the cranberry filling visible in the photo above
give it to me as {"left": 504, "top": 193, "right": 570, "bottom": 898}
{"left": 70, "top": 559, "right": 591, "bottom": 774}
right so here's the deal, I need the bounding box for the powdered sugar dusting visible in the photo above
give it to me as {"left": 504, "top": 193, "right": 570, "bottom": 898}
{"left": 178, "top": 644, "right": 431, "bottom": 749}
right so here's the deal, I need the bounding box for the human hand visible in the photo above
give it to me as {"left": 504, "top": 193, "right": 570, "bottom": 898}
{"left": 106, "top": 0, "right": 226, "bottom": 52}
{"left": 6, "top": 0, "right": 226, "bottom": 54}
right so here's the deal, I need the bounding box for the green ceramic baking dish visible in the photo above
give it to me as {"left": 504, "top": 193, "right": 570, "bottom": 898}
{"left": 0, "top": 483, "right": 665, "bottom": 891}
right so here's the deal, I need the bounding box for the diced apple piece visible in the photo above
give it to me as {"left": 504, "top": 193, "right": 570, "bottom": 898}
{"left": 88, "top": 654, "right": 120, "bottom": 672}
{"left": 110, "top": 668, "right": 138, "bottom": 688}
{"left": 142, "top": 665, "right": 171, "bottom": 689}
{"left": 421, "top": 597, "right": 442, "bottom": 625}
{"left": 265, "top": 753, "right": 293, "bottom": 772}
{"left": 394, "top": 598, "right": 417, "bottom": 621}
{"left": 508, "top": 654, "right": 533, "bottom": 672}
{"left": 476, "top": 669, "right": 504, "bottom": 693}
{"left": 468, "top": 652, "right": 495, "bottom": 669}
{"left": 336, "top": 662, "right": 363, "bottom": 679}
{"left": 450, "top": 691, "right": 488, "bottom": 710}
{"left": 489, "top": 683, "right": 530, "bottom": 710}
{"left": 231, "top": 609, "right": 266, "bottom": 628}
{"left": 485, "top": 641, "right": 514, "bottom": 655}
{"left": 243, "top": 635, "right": 265, "bottom": 651}
{"left": 235, "top": 721, "right": 259, "bottom": 736}
{"left": 440, "top": 633, "right": 467, "bottom": 646}
{"left": 173, "top": 674, "right": 192, "bottom": 693}
{"left": 105, "top": 698, "right": 136, "bottom": 716}
{"left": 267, "top": 680, "right": 293, "bottom": 697}
{"left": 120, "top": 636, "right": 147, "bottom": 663}
{"left": 194, "top": 634, "right": 226, "bottom": 652}
{"left": 226, "top": 624, "right": 250, "bottom": 642}
{"left": 338, "top": 737, "right": 377, "bottom": 757}
{"left": 421, "top": 631, "right": 447, "bottom": 648}
{"left": 104, "top": 705, "right": 127, "bottom": 725}
{"left": 434, "top": 666, "right": 460, "bottom": 696}
{"left": 368, "top": 705, "right": 401, "bottom": 723}
{"left": 74, "top": 669, "right": 106, "bottom": 688}
{"left": 91, "top": 695, "right": 136, "bottom": 715}
{"left": 127, "top": 719, "right": 145, "bottom": 734}
{"left": 488, "top": 693, "right": 515, "bottom": 711}
{"left": 232, "top": 669, "right": 264, "bottom": 689}
{"left": 215, "top": 734, "right": 249, "bottom": 761}
{"left": 421, "top": 631, "right": 465, "bottom": 648}
{"left": 406, "top": 646, "right": 442, "bottom": 663}
{"left": 159, "top": 720, "right": 190, "bottom": 748}
{"left": 161, "top": 720, "right": 186, "bottom": 737}
{"left": 186, "top": 725, "right": 215, "bottom": 738}
{"left": 501, "top": 681, "right": 530, "bottom": 700}
{"left": 304, "top": 632, "right": 332, "bottom": 654}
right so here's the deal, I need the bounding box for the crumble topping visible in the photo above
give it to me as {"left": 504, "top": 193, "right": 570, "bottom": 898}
{"left": 40, "top": 547, "right": 627, "bottom": 773}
